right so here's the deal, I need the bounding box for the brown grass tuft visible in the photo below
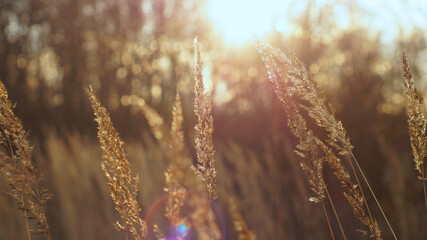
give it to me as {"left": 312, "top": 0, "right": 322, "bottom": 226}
{"left": 0, "top": 80, "right": 52, "bottom": 239}
{"left": 86, "top": 86, "right": 146, "bottom": 240}
{"left": 402, "top": 51, "right": 427, "bottom": 207}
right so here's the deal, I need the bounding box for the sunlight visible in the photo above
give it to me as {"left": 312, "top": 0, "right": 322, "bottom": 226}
{"left": 207, "top": 0, "right": 278, "bottom": 45}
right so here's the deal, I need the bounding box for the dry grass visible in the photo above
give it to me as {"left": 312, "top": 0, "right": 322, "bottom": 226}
{"left": 0, "top": 81, "right": 51, "bottom": 239}
{"left": 3, "top": 39, "right": 427, "bottom": 240}
{"left": 87, "top": 86, "right": 147, "bottom": 240}
{"left": 192, "top": 38, "right": 217, "bottom": 201}
{"left": 402, "top": 51, "right": 427, "bottom": 208}
{"left": 86, "top": 39, "right": 224, "bottom": 239}
{"left": 164, "top": 93, "right": 189, "bottom": 224}
{"left": 257, "top": 42, "right": 393, "bottom": 239}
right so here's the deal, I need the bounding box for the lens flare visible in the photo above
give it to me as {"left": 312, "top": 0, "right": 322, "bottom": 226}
{"left": 175, "top": 223, "right": 189, "bottom": 235}
{"left": 146, "top": 190, "right": 227, "bottom": 240}
{"left": 165, "top": 220, "right": 191, "bottom": 239}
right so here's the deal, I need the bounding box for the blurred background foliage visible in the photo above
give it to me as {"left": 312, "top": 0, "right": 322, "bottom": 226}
{"left": 0, "top": 0, "right": 427, "bottom": 239}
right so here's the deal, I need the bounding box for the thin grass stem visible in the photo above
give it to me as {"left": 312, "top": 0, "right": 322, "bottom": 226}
{"left": 325, "top": 188, "right": 347, "bottom": 240}
{"left": 321, "top": 201, "right": 335, "bottom": 240}
{"left": 306, "top": 155, "right": 345, "bottom": 240}
{"left": 349, "top": 153, "right": 397, "bottom": 240}
{"left": 22, "top": 195, "right": 31, "bottom": 240}
{"left": 346, "top": 155, "right": 374, "bottom": 225}
{"left": 208, "top": 205, "right": 215, "bottom": 240}
{"left": 422, "top": 168, "right": 427, "bottom": 209}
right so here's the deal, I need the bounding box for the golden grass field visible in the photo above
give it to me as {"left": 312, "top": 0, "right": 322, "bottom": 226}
{"left": 1, "top": 1, "right": 427, "bottom": 240}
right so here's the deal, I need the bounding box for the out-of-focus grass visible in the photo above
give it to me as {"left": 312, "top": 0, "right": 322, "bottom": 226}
{"left": 1, "top": 122, "right": 426, "bottom": 239}
{"left": 0, "top": 130, "right": 325, "bottom": 239}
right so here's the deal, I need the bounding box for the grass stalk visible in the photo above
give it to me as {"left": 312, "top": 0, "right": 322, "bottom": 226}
{"left": 22, "top": 195, "right": 31, "bottom": 240}
{"left": 192, "top": 37, "right": 217, "bottom": 200}
{"left": 321, "top": 201, "right": 335, "bottom": 240}
{"left": 349, "top": 152, "right": 397, "bottom": 240}
{"left": 422, "top": 166, "right": 427, "bottom": 208}
{"left": 257, "top": 42, "right": 386, "bottom": 239}
{"left": 346, "top": 155, "right": 374, "bottom": 225}
{"left": 423, "top": 169, "right": 427, "bottom": 209}
{"left": 87, "top": 87, "right": 146, "bottom": 240}
{"left": 402, "top": 51, "right": 427, "bottom": 210}
{"left": 0, "top": 80, "right": 51, "bottom": 238}
{"left": 325, "top": 188, "right": 346, "bottom": 240}
{"left": 306, "top": 151, "right": 345, "bottom": 239}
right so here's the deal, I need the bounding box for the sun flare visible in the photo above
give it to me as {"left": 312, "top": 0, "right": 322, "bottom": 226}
{"left": 207, "top": 0, "right": 279, "bottom": 45}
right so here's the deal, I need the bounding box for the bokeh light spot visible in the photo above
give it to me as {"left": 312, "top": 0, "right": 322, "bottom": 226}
{"left": 175, "top": 222, "right": 189, "bottom": 236}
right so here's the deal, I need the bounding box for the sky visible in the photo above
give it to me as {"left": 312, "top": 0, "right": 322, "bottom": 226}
{"left": 206, "top": 0, "right": 427, "bottom": 45}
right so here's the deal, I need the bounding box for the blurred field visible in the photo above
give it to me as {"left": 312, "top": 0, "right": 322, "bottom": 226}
{"left": 0, "top": 124, "right": 426, "bottom": 239}
{"left": 1, "top": 0, "right": 427, "bottom": 239}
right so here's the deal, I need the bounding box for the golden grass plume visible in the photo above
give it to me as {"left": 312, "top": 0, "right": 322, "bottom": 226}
{"left": 192, "top": 37, "right": 217, "bottom": 201}
{"left": 257, "top": 42, "right": 389, "bottom": 239}
{"left": 0, "top": 80, "right": 51, "bottom": 238}
{"left": 86, "top": 86, "right": 146, "bottom": 240}
{"left": 401, "top": 51, "right": 427, "bottom": 207}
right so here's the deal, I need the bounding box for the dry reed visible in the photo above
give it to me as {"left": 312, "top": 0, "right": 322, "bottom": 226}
{"left": 256, "top": 42, "right": 342, "bottom": 239}
{"left": 257, "top": 42, "right": 393, "bottom": 239}
{"left": 86, "top": 87, "right": 146, "bottom": 240}
{"left": 192, "top": 37, "right": 217, "bottom": 201}
{"left": 401, "top": 51, "right": 427, "bottom": 208}
{"left": 0, "top": 80, "right": 51, "bottom": 239}
{"left": 134, "top": 52, "right": 220, "bottom": 237}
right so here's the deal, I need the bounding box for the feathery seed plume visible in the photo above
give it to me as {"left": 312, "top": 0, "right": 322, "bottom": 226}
{"left": 192, "top": 37, "right": 217, "bottom": 200}
{"left": 0, "top": 80, "right": 51, "bottom": 237}
{"left": 257, "top": 43, "right": 386, "bottom": 239}
{"left": 402, "top": 51, "right": 427, "bottom": 207}
{"left": 87, "top": 87, "right": 146, "bottom": 240}
{"left": 256, "top": 42, "right": 326, "bottom": 203}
